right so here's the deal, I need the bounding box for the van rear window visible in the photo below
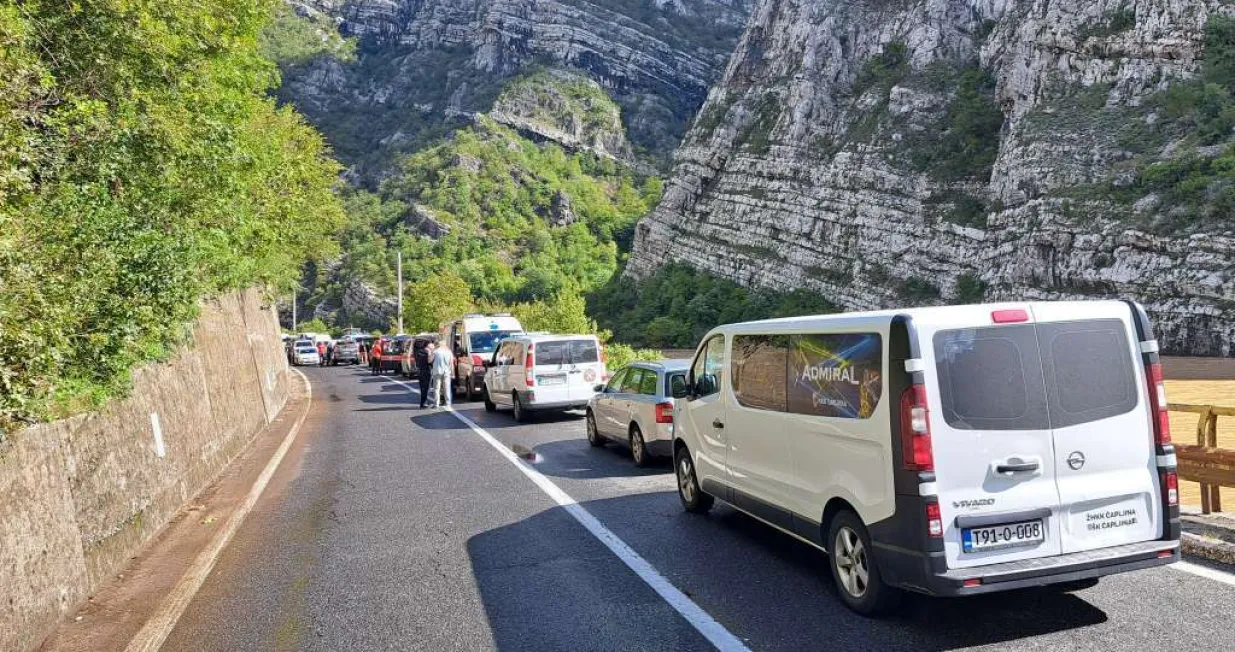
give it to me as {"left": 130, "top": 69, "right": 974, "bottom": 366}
{"left": 535, "top": 340, "right": 598, "bottom": 365}
{"left": 933, "top": 319, "right": 1137, "bottom": 431}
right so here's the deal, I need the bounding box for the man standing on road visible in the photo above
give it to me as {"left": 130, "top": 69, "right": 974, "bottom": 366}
{"left": 427, "top": 342, "right": 454, "bottom": 409}
{"left": 415, "top": 339, "right": 434, "bottom": 409}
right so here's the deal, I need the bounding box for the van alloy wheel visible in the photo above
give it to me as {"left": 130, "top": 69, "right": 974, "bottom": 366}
{"left": 833, "top": 526, "right": 870, "bottom": 599}
{"left": 674, "top": 446, "right": 714, "bottom": 514}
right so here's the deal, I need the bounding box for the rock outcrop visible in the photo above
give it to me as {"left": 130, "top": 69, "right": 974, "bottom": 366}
{"left": 284, "top": 0, "right": 753, "bottom": 175}
{"left": 628, "top": 0, "right": 1235, "bottom": 356}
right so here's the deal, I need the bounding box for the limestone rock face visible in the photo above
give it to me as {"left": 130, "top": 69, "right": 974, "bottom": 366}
{"left": 288, "top": 0, "right": 754, "bottom": 172}
{"left": 627, "top": 0, "right": 1235, "bottom": 356}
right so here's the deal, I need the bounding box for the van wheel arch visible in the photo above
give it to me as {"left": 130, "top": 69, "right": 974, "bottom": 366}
{"left": 821, "top": 497, "right": 860, "bottom": 551}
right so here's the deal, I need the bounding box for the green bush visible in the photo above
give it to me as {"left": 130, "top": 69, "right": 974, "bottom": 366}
{"left": 604, "top": 343, "right": 664, "bottom": 371}
{"left": 954, "top": 273, "right": 987, "bottom": 304}
{"left": 913, "top": 68, "right": 1005, "bottom": 181}
{"left": 0, "top": 0, "right": 345, "bottom": 433}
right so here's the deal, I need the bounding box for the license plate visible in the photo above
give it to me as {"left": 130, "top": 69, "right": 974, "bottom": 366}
{"left": 962, "top": 519, "right": 1045, "bottom": 552}
{"left": 538, "top": 375, "right": 566, "bottom": 386}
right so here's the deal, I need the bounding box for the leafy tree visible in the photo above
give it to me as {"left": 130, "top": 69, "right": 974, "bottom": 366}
{"left": 0, "top": 0, "right": 345, "bottom": 433}
{"left": 510, "top": 292, "right": 598, "bottom": 335}
{"left": 403, "top": 272, "right": 475, "bottom": 333}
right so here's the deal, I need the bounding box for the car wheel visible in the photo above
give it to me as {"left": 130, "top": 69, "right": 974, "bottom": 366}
{"left": 630, "top": 425, "right": 650, "bottom": 467}
{"left": 828, "top": 510, "right": 901, "bottom": 617}
{"left": 675, "top": 445, "right": 713, "bottom": 514}
{"left": 513, "top": 393, "right": 530, "bottom": 423}
{"left": 484, "top": 388, "right": 496, "bottom": 412}
{"left": 586, "top": 411, "right": 605, "bottom": 447}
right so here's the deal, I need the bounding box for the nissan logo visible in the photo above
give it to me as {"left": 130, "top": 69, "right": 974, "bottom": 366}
{"left": 1067, "top": 451, "right": 1086, "bottom": 471}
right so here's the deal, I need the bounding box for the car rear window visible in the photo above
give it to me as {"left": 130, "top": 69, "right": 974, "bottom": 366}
{"left": 933, "top": 319, "right": 1137, "bottom": 431}
{"left": 535, "top": 339, "right": 598, "bottom": 365}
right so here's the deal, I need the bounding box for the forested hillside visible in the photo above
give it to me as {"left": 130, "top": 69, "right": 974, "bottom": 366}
{"left": 0, "top": 1, "right": 345, "bottom": 432}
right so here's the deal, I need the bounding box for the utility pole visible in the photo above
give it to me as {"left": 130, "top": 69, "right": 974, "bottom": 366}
{"left": 396, "top": 251, "right": 404, "bottom": 335}
{"left": 291, "top": 291, "right": 297, "bottom": 333}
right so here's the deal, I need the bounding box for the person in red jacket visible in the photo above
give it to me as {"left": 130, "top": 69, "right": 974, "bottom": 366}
{"left": 370, "top": 339, "right": 383, "bottom": 375}
{"left": 316, "top": 341, "right": 327, "bottom": 367}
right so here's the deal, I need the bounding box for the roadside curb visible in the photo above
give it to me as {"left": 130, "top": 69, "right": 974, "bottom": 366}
{"left": 121, "top": 369, "right": 313, "bottom": 652}
{"left": 1181, "top": 514, "right": 1235, "bottom": 566}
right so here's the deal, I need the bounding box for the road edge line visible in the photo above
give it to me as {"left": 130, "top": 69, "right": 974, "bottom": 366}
{"left": 383, "top": 377, "right": 751, "bottom": 652}
{"left": 1171, "top": 560, "right": 1235, "bottom": 587}
{"left": 124, "top": 368, "right": 314, "bottom": 652}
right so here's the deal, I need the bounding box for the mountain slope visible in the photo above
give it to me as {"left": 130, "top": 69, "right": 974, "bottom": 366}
{"left": 279, "top": 0, "right": 753, "bottom": 178}
{"left": 628, "top": 0, "right": 1235, "bottom": 356}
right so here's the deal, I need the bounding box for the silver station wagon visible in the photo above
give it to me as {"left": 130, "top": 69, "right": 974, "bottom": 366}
{"left": 585, "top": 360, "right": 690, "bottom": 466}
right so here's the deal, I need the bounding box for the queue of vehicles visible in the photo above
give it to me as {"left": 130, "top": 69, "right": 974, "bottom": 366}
{"left": 286, "top": 302, "right": 1179, "bottom": 617}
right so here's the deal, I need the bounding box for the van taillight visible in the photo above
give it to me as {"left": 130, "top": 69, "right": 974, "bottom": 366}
{"left": 925, "top": 502, "right": 943, "bottom": 538}
{"left": 991, "top": 309, "right": 1028, "bottom": 323}
{"left": 655, "top": 402, "right": 674, "bottom": 424}
{"left": 1146, "top": 362, "right": 1171, "bottom": 445}
{"left": 1164, "top": 470, "right": 1178, "bottom": 507}
{"left": 525, "top": 345, "right": 535, "bottom": 387}
{"left": 900, "top": 385, "right": 933, "bottom": 471}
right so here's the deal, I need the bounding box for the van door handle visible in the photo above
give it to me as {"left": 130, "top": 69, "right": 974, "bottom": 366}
{"left": 995, "top": 461, "right": 1040, "bottom": 474}
{"left": 712, "top": 419, "right": 725, "bottom": 429}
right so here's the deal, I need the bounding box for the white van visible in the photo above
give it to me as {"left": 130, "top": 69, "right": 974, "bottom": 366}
{"left": 483, "top": 334, "right": 607, "bottom": 422}
{"left": 442, "top": 313, "right": 524, "bottom": 399}
{"left": 672, "top": 301, "right": 1179, "bottom": 615}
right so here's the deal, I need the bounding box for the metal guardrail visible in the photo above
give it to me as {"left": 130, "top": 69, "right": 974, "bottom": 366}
{"left": 1171, "top": 403, "right": 1235, "bottom": 514}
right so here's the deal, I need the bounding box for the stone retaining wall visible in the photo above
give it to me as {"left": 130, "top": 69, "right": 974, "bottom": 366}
{"left": 0, "top": 288, "right": 290, "bottom": 652}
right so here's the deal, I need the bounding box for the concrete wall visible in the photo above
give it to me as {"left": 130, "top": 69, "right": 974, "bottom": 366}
{"left": 0, "top": 288, "right": 290, "bottom": 652}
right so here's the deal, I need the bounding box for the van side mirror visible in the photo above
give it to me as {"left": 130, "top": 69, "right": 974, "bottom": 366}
{"left": 593, "top": 383, "right": 605, "bottom": 392}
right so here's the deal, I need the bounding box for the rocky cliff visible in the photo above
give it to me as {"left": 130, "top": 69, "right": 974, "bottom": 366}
{"left": 628, "top": 0, "right": 1235, "bottom": 356}
{"left": 282, "top": 0, "right": 753, "bottom": 176}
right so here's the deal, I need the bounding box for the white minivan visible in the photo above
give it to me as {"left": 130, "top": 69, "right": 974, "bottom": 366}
{"left": 483, "top": 334, "right": 607, "bottom": 422}
{"left": 673, "top": 301, "right": 1179, "bottom": 615}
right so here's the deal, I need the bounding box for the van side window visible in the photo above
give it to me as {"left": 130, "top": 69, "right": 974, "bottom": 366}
{"left": 787, "top": 333, "right": 884, "bottom": 419}
{"left": 691, "top": 336, "right": 725, "bottom": 399}
{"left": 732, "top": 335, "right": 789, "bottom": 411}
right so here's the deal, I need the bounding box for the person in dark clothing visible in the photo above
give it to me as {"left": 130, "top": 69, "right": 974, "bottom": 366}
{"left": 414, "top": 338, "right": 433, "bottom": 408}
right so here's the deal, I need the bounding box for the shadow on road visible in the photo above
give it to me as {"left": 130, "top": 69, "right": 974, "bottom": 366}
{"left": 467, "top": 492, "right": 1108, "bottom": 652}
{"left": 522, "top": 438, "right": 670, "bottom": 480}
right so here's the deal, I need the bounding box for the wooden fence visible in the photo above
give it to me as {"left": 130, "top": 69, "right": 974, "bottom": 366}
{"left": 1172, "top": 403, "right": 1235, "bottom": 514}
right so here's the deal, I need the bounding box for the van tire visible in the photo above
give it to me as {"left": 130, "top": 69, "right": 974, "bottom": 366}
{"left": 513, "top": 393, "right": 531, "bottom": 423}
{"left": 586, "top": 411, "right": 605, "bottom": 447}
{"left": 675, "top": 446, "right": 713, "bottom": 514}
{"left": 826, "top": 511, "right": 900, "bottom": 617}
{"left": 630, "top": 425, "right": 650, "bottom": 467}
{"left": 483, "top": 389, "right": 496, "bottom": 412}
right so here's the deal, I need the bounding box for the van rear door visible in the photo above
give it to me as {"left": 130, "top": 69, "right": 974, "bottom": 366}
{"left": 1031, "top": 303, "right": 1160, "bottom": 554}
{"left": 927, "top": 311, "right": 1064, "bottom": 569}
{"left": 565, "top": 338, "right": 605, "bottom": 403}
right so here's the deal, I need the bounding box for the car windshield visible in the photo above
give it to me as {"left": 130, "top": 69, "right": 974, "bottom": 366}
{"left": 469, "top": 330, "right": 519, "bottom": 353}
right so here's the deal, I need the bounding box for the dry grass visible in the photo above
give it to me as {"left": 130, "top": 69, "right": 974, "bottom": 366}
{"left": 1166, "top": 379, "right": 1235, "bottom": 509}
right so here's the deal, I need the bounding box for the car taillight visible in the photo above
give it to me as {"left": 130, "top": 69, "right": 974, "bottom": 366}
{"left": 472, "top": 354, "right": 485, "bottom": 366}
{"left": 655, "top": 402, "right": 674, "bottom": 424}
{"left": 1146, "top": 362, "right": 1171, "bottom": 445}
{"left": 525, "top": 346, "right": 535, "bottom": 386}
{"left": 899, "top": 384, "right": 933, "bottom": 471}
{"left": 1164, "top": 470, "right": 1178, "bottom": 507}
{"left": 926, "top": 502, "right": 943, "bottom": 538}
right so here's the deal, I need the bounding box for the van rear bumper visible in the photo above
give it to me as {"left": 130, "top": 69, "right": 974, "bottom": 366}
{"left": 884, "top": 540, "right": 1180, "bottom": 597}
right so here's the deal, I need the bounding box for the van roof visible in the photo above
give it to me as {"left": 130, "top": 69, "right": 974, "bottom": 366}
{"left": 629, "top": 359, "right": 690, "bottom": 372}
{"left": 714, "top": 300, "right": 1136, "bottom": 334}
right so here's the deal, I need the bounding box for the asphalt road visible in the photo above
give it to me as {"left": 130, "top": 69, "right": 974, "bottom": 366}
{"left": 164, "top": 366, "right": 1235, "bottom": 652}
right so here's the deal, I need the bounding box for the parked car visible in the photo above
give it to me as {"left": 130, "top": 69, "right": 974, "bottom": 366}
{"left": 332, "top": 339, "right": 360, "bottom": 365}
{"left": 442, "top": 313, "right": 524, "bottom": 400}
{"left": 291, "top": 340, "right": 320, "bottom": 366}
{"left": 483, "top": 334, "right": 606, "bottom": 422}
{"left": 400, "top": 333, "right": 438, "bottom": 378}
{"left": 586, "top": 360, "right": 689, "bottom": 467}
{"left": 372, "top": 335, "right": 409, "bottom": 375}
{"left": 672, "top": 301, "right": 1179, "bottom": 616}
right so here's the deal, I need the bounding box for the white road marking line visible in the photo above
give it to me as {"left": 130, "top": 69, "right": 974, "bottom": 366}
{"left": 1172, "top": 560, "right": 1235, "bottom": 588}
{"left": 125, "top": 369, "right": 313, "bottom": 652}
{"left": 383, "top": 376, "right": 751, "bottom": 652}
